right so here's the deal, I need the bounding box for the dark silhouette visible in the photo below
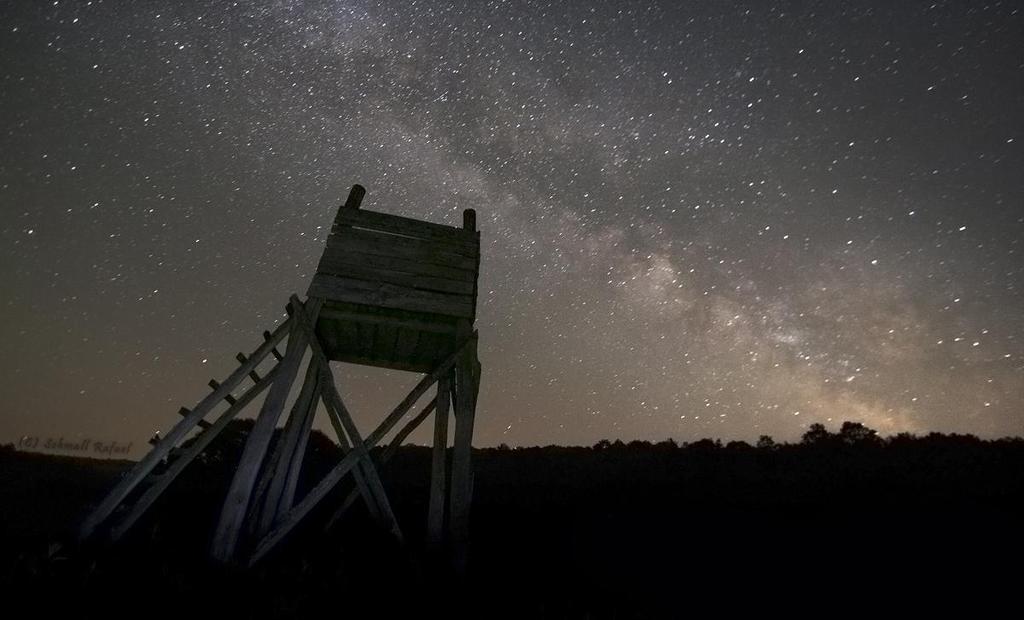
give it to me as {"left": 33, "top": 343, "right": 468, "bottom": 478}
{"left": 1, "top": 421, "right": 1021, "bottom": 617}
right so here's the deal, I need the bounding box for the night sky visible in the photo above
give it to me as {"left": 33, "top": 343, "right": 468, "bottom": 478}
{"left": 2, "top": 1, "right": 1022, "bottom": 456}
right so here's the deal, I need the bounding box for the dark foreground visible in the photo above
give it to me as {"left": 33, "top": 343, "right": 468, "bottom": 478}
{"left": 2, "top": 423, "right": 1022, "bottom": 617}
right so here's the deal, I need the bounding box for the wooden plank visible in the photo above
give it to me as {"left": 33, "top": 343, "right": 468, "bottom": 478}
{"left": 78, "top": 318, "right": 292, "bottom": 543}
{"left": 373, "top": 322, "right": 400, "bottom": 363}
{"left": 318, "top": 350, "right": 437, "bottom": 374}
{"left": 393, "top": 327, "right": 421, "bottom": 364}
{"left": 448, "top": 321, "right": 480, "bottom": 574}
{"left": 334, "top": 208, "right": 478, "bottom": 246}
{"left": 278, "top": 381, "right": 320, "bottom": 514}
{"left": 236, "top": 353, "right": 262, "bottom": 383}
{"left": 211, "top": 300, "right": 322, "bottom": 563}
{"left": 317, "top": 246, "right": 477, "bottom": 283}
{"left": 249, "top": 447, "right": 364, "bottom": 565}
{"left": 426, "top": 372, "right": 451, "bottom": 549}
{"left": 107, "top": 363, "right": 282, "bottom": 541}
{"left": 254, "top": 359, "right": 321, "bottom": 536}
{"left": 263, "top": 331, "right": 284, "bottom": 361}
{"left": 319, "top": 307, "right": 456, "bottom": 334}
{"left": 309, "top": 274, "right": 474, "bottom": 318}
{"left": 326, "top": 227, "right": 478, "bottom": 270}
{"left": 314, "top": 258, "right": 476, "bottom": 295}
{"left": 320, "top": 389, "right": 383, "bottom": 523}
{"left": 356, "top": 320, "right": 376, "bottom": 358}
{"left": 412, "top": 331, "right": 452, "bottom": 368}
{"left": 178, "top": 407, "right": 212, "bottom": 430}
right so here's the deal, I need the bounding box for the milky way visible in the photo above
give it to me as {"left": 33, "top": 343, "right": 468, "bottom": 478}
{"left": 1, "top": 1, "right": 1021, "bottom": 454}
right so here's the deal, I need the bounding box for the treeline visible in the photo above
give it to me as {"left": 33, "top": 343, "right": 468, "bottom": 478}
{"left": 1, "top": 420, "right": 1021, "bottom": 617}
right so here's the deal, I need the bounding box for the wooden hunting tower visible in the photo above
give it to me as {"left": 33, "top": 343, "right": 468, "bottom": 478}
{"left": 78, "top": 184, "right": 482, "bottom": 569}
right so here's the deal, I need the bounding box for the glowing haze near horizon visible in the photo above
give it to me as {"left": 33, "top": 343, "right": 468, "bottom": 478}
{"left": 1, "top": 1, "right": 1022, "bottom": 456}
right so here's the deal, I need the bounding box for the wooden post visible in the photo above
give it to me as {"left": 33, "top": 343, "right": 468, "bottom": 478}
{"left": 343, "top": 184, "right": 366, "bottom": 210}
{"left": 448, "top": 325, "right": 480, "bottom": 573}
{"left": 253, "top": 359, "right": 321, "bottom": 536}
{"left": 426, "top": 371, "right": 451, "bottom": 549}
{"left": 211, "top": 299, "right": 322, "bottom": 563}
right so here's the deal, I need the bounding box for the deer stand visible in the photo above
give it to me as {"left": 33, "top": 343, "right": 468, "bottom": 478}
{"left": 77, "top": 185, "right": 482, "bottom": 570}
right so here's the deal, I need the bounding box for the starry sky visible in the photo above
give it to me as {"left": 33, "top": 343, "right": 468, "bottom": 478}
{"left": 2, "top": 1, "right": 1022, "bottom": 456}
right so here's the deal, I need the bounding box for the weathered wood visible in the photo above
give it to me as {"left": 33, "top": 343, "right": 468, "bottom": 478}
{"left": 426, "top": 371, "right": 451, "bottom": 549}
{"left": 278, "top": 379, "right": 320, "bottom": 514}
{"left": 341, "top": 184, "right": 366, "bottom": 211}
{"left": 325, "top": 396, "right": 437, "bottom": 531}
{"left": 78, "top": 318, "right": 292, "bottom": 543}
{"left": 356, "top": 319, "right": 376, "bottom": 355}
{"left": 448, "top": 320, "right": 480, "bottom": 573}
{"left": 320, "top": 389, "right": 383, "bottom": 523}
{"left": 319, "top": 307, "right": 456, "bottom": 335}
{"left": 317, "top": 246, "right": 477, "bottom": 283}
{"left": 208, "top": 380, "right": 237, "bottom": 405}
{"left": 412, "top": 330, "right": 452, "bottom": 368}
{"left": 178, "top": 407, "right": 212, "bottom": 430}
{"left": 309, "top": 274, "right": 475, "bottom": 318}
{"left": 327, "top": 227, "right": 478, "bottom": 268}
{"left": 314, "top": 258, "right": 476, "bottom": 295}
{"left": 373, "top": 322, "right": 400, "bottom": 363}
{"left": 291, "top": 295, "right": 402, "bottom": 542}
{"left": 334, "top": 208, "right": 478, "bottom": 245}
{"left": 254, "top": 359, "right": 321, "bottom": 536}
{"left": 236, "top": 353, "right": 262, "bottom": 383}
{"left": 249, "top": 446, "right": 364, "bottom": 565}
{"left": 108, "top": 363, "right": 282, "bottom": 541}
{"left": 392, "top": 328, "right": 421, "bottom": 364}
{"left": 211, "top": 301, "right": 322, "bottom": 563}
{"left": 317, "top": 350, "right": 438, "bottom": 374}
{"left": 263, "top": 331, "right": 284, "bottom": 361}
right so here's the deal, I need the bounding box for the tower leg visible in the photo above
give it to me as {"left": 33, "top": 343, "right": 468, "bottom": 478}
{"left": 211, "top": 298, "right": 322, "bottom": 563}
{"left": 448, "top": 331, "right": 480, "bottom": 573}
{"left": 253, "top": 358, "right": 321, "bottom": 537}
{"left": 426, "top": 370, "right": 452, "bottom": 549}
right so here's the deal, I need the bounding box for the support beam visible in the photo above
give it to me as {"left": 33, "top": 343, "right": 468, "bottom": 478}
{"left": 324, "top": 396, "right": 437, "bottom": 531}
{"left": 320, "top": 384, "right": 384, "bottom": 523}
{"left": 426, "top": 372, "right": 451, "bottom": 549}
{"left": 253, "top": 358, "right": 321, "bottom": 536}
{"left": 448, "top": 322, "right": 481, "bottom": 573}
{"left": 249, "top": 445, "right": 365, "bottom": 565}
{"left": 365, "top": 331, "right": 478, "bottom": 448}
{"left": 211, "top": 300, "right": 322, "bottom": 563}
{"left": 79, "top": 318, "right": 292, "bottom": 543}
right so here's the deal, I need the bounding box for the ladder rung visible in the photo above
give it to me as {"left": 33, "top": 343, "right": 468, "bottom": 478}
{"left": 263, "top": 331, "right": 284, "bottom": 361}
{"left": 236, "top": 353, "right": 262, "bottom": 383}
{"left": 178, "top": 407, "right": 211, "bottom": 430}
{"left": 208, "top": 380, "right": 237, "bottom": 405}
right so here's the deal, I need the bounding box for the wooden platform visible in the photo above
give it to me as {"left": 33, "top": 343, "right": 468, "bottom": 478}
{"left": 308, "top": 202, "right": 480, "bottom": 373}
